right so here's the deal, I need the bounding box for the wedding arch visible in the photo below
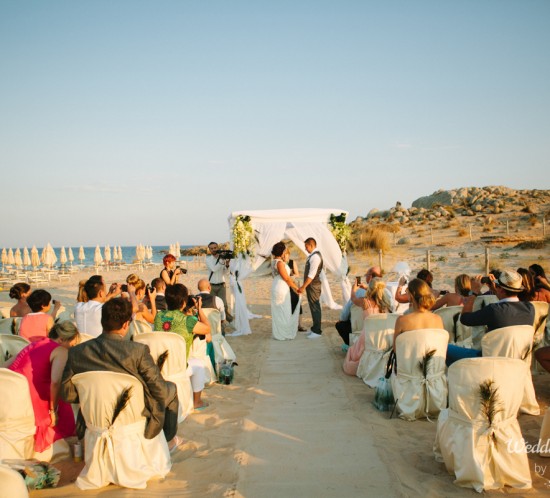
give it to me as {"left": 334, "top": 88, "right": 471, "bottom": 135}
{"left": 227, "top": 208, "right": 352, "bottom": 336}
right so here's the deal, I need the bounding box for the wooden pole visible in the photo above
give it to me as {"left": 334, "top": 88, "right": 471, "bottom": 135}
{"left": 506, "top": 220, "right": 509, "bottom": 236}
{"left": 430, "top": 227, "right": 434, "bottom": 245}
{"left": 426, "top": 250, "right": 431, "bottom": 272}
{"left": 543, "top": 215, "right": 547, "bottom": 238}
{"left": 378, "top": 249, "right": 383, "bottom": 272}
{"left": 469, "top": 224, "right": 473, "bottom": 242}
{"left": 485, "top": 247, "right": 490, "bottom": 275}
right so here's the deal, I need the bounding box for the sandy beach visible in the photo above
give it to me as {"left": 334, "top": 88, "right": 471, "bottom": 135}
{"left": 1, "top": 240, "right": 550, "bottom": 497}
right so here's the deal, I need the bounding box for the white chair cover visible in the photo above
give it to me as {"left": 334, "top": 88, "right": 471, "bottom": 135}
{"left": 0, "top": 369, "right": 35, "bottom": 460}
{"left": 434, "top": 306, "right": 463, "bottom": 344}
{"left": 202, "top": 308, "right": 222, "bottom": 334}
{"left": 133, "top": 332, "right": 194, "bottom": 422}
{"left": 0, "top": 335, "right": 29, "bottom": 368}
{"left": 356, "top": 314, "right": 398, "bottom": 388}
{"left": 190, "top": 336, "right": 216, "bottom": 384}
{"left": 434, "top": 357, "right": 532, "bottom": 492}
{"left": 128, "top": 318, "right": 152, "bottom": 339}
{"left": 0, "top": 307, "right": 11, "bottom": 319}
{"left": 0, "top": 318, "right": 16, "bottom": 335}
{"left": 72, "top": 371, "right": 171, "bottom": 490}
{"left": 391, "top": 329, "right": 449, "bottom": 421}
{"left": 481, "top": 325, "right": 539, "bottom": 416}
{"left": 540, "top": 407, "right": 550, "bottom": 458}
{"left": 350, "top": 304, "right": 364, "bottom": 333}
{"left": 0, "top": 464, "right": 29, "bottom": 498}
{"left": 79, "top": 333, "right": 96, "bottom": 343}
{"left": 531, "top": 301, "right": 549, "bottom": 348}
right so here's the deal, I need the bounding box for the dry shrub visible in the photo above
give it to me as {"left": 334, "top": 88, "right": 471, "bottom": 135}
{"left": 522, "top": 204, "right": 534, "bottom": 214}
{"left": 457, "top": 228, "right": 467, "bottom": 237}
{"left": 483, "top": 226, "right": 493, "bottom": 233}
{"left": 353, "top": 227, "right": 391, "bottom": 252}
{"left": 529, "top": 215, "right": 538, "bottom": 226}
{"left": 377, "top": 223, "right": 401, "bottom": 234}
{"left": 515, "top": 239, "right": 548, "bottom": 250}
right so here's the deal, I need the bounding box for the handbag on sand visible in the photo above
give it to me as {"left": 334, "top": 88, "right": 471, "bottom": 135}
{"left": 373, "top": 350, "right": 396, "bottom": 412}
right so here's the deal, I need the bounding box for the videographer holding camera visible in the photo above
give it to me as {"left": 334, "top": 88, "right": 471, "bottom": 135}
{"left": 206, "top": 242, "right": 234, "bottom": 323}
{"left": 160, "top": 254, "right": 186, "bottom": 286}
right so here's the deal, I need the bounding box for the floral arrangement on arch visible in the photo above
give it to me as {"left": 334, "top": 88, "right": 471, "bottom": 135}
{"left": 329, "top": 212, "right": 351, "bottom": 253}
{"left": 232, "top": 215, "right": 255, "bottom": 258}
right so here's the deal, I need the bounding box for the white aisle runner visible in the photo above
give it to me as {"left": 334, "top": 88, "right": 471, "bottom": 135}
{"left": 235, "top": 334, "right": 395, "bottom": 497}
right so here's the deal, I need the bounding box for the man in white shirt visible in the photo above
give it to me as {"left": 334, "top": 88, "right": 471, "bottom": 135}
{"left": 205, "top": 242, "right": 233, "bottom": 323}
{"left": 298, "top": 238, "right": 323, "bottom": 339}
{"left": 74, "top": 275, "right": 120, "bottom": 337}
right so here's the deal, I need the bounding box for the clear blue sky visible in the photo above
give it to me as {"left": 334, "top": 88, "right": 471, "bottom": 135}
{"left": 1, "top": 0, "right": 548, "bottom": 247}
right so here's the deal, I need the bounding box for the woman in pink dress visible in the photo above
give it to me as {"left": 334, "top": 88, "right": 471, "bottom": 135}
{"left": 343, "top": 278, "right": 393, "bottom": 376}
{"left": 18, "top": 289, "right": 61, "bottom": 342}
{"left": 9, "top": 321, "right": 79, "bottom": 453}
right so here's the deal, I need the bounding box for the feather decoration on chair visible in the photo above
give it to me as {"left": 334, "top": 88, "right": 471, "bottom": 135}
{"left": 157, "top": 350, "right": 169, "bottom": 371}
{"left": 418, "top": 349, "right": 436, "bottom": 378}
{"left": 479, "top": 379, "right": 503, "bottom": 444}
{"left": 111, "top": 386, "right": 133, "bottom": 426}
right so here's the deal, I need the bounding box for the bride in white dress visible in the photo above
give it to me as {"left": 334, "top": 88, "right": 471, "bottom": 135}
{"left": 271, "top": 242, "right": 301, "bottom": 340}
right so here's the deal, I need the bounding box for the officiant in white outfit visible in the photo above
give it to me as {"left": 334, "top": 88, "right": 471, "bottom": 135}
{"left": 270, "top": 242, "right": 301, "bottom": 340}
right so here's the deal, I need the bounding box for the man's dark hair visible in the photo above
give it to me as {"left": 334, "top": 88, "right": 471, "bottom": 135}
{"left": 84, "top": 275, "right": 104, "bottom": 300}
{"left": 304, "top": 237, "right": 317, "bottom": 246}
{"left": 416, "top": 269, "right": 433, "bottom": 287}
{"left": 151, "top": 277, "right": 164, "bottom": 291}
{"left": 208, "top": 242, "right": 218, "bottom": 247}
{"left": 101, "top": 298, "right": 132, "bottom": 332}
{"left": 165, "top": 284, "right": 189, "bottom": 311}
{"left": 27, "top": 289, "right": 52, "bottom": 312}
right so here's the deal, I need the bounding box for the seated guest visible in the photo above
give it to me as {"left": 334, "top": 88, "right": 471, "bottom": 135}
{"left": 517, "top": 268, "right": 537, "bottom": 302}
{"left": 61, "top": 298, "right": 182, "bottom": 451}
{"left": 9, "top": 282, "right": 32, "bottom": 317}
{"left": 144, "top": 278, "right": 168, "bottom": 311}
{"left": 336, "top": 266, "right": 382, "bottom": 348}
{"left": 154, "top": 284, "right": 211, "bottom": 410}
{"left": 343, "top": 278, "right": 393, "bottom": 376}
{"left": 76, "top": 279, "right": 89, "bottom": 303}
{"left": 9, "top": 321, "right": 78, "bottom": 453}
{"left": 393, "top": 278, "right": 444, "bottom": 347}
{"left": 446, "top": 269, "right": 535, "bottom": 365}
{"left": 18, "top": 290, "right": 61, "bottom": 342}
{"left": 197, "top": 278, "right": 227, "bottom": 331}
{"left": 529, "top": 264, "right": 550, "bottom": 303}
{"left": 394, "top": 269, "right": 441, "bottom": 304}
{"left": 431, "top": 274, "right": 471, "bottom": 310}
{"left": 74, "top": 275, "right": 120, "bottom": 337}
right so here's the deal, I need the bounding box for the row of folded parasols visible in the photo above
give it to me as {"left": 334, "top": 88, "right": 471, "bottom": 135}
{"left": 0, "top": 243, "right": 172, "bottom": 270}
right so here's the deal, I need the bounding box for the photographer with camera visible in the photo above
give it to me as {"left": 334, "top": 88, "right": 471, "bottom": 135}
{"left": 160, "top": 254, "right": 186, "bottom": 286}
{"left": 206, "top": 242, "right": 234, "bottom": 323}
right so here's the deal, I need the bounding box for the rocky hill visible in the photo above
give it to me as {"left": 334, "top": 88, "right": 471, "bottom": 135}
{"left": 354, "top": 186, "right": 550, "bottom": 227}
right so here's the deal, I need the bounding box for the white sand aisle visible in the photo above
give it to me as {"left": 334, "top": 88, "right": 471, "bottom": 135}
{"left": 234, "top": 332, "right": 395, "bottom": 497}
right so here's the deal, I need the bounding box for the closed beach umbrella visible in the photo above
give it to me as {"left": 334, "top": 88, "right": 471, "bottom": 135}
{"left": 1, "top": 248, "right": 7, "bottom": 269}
{"left": 23, "top": 247, "right": 31, "bottom": 268}
{"left": 146, "top": 245, "right": 153, "bottom": 261}
{"left": 7, "top": 248, "right": 15, "bottom": 266}
{"left": 68, "top": 247, "right": 74, "bottom": 265}
{"left": 104, "top": 245, "right": 111, "bottom": 264}
{"left": 42, "top": 243, "right": 57, "bottom": 268}
{"left": 78, "top": 246, "right": 86, "bottom": 264}
{"left": 14, "top": 248, "right": 23, "bottom": 268}
{"left": 59, "top": 246, "right": 68, "bottom": 266}
{"left": 118, "top": 246, "right": 124, "bottom": 262}
{"left": 169, "top": 244, "right": 175, "bottom": 257}
{"left": 31, "top": 246, "right": 40, "bottom": 269}
{"left": 94, "top": 246, "right": 103, "bottom": 266}
{"left": 175, "top": 242, "right": 180, "bottom": 259}
{"left": 135, "top": 244, "right": 144, "bottom": 262}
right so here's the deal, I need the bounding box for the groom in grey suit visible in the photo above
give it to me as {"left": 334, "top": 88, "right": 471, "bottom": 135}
{"left": 61, "top": 298, "right": 180, "bottom": 447}
{"left": 298, "top": 237, "right": 324, "bottom": 339}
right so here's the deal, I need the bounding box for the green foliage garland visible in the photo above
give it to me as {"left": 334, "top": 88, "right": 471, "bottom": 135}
{"left": 329, "top": 212, "right": 351, "bottom": 253}
{"left": 232, "top": 215, "right": 255, "bottom": 258}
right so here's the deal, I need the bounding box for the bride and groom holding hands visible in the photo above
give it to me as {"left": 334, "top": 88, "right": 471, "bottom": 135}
{"left": 271, "top": 238, "right": 323, "bottom": 341}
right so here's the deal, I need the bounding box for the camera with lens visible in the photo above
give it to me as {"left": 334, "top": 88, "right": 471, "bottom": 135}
{"left": 120, "top": 284, "right": 128, "bottom": 293}
{"left": 480, "top": 276, "right": 492, "bottom": 285}
{"left": 216, "top": 250, "right": 235, "bottom": 261}
{"left": 176, "top": 266, "right": 188, "bottom": 274}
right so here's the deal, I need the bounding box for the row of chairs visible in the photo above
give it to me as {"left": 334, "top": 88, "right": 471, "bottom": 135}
{"left": 346, "top": 309, "right": 546, "bottom": 492}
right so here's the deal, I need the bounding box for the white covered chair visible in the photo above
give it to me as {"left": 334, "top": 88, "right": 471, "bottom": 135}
{"left": 356, "top": 314, "right": 398, "bottom": 388}
{"left": 0, "top": 334, "right": 29, "bottom": 368}
{"left": 0, "top": 318, "right": 16, "bottom": 335}
{"left": 202, "top": 309, "right": 237, "bottom": 365}
{"left": 434, "top": 305, "right": 463, "bottom": 344}
{"left": 0, "top": 369, "right": 35, "bottom": 460}
{"left": 348, "top": 305, "right": 365, "bottom": 346}
{"left": 133, "top": 332, "right": 194, "bottom": 422}
{"left": 0, "top": 464, "right": 29, "bottom": 498}
{"left": 434, "top": 357, "right": 532, "bottom": 492}
{"left": 72, "top": 371, "right": 171, "bottom": 490}
{"left": 481, "top": 325, "right": 539, "bottom": 416}
{"left": 128, "top": 318, "right": 152, "bottom": 339}
{"left": 190, "top": 336, "right": 216, "bottom": 384}
{"left": 391, "top": 329, "right": 449, "bottom": 421}
{"left": 531, "top": 301, "right": 549, "bottom": 348}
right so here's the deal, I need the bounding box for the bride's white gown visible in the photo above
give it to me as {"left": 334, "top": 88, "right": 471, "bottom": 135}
{"left": 271, "top": 259, "right": 300, "bottom": 340}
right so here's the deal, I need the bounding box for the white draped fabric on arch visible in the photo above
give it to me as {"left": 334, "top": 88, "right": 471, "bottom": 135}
{"left": 228, "top": 208, "right": 352, "bottom": 336}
